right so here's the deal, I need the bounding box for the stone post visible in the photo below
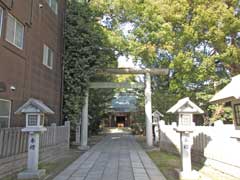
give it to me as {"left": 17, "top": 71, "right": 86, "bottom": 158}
{"left": 181, "top": 132, "right": 192, "bottom": 176}
{"left": 158, "top": 120, "right": 165, "bottom": 148}
{"left": 114, "top": 115, "right": 117, "bottom": 127}
{"left": 153, "top": 125, "right": 159, "bottom": 144}
{"left": 109, "top": 114, "right": 111, "bottom": 127}
{"left": 174, "top": 128, "right": 198, "bottom": 180}
{"left": 80, "top": 90, "right": 89, "bottom": 150}
{"left": 75, "top": 122, "right": 81, "bottom": 145}
{"left": 145, "top": 72, "right": 153, "bottom": 147}
{"left": 28, "top": 133, "right": 40, "bottom": 171}
{"left": 51, "top": 123, "right": 57, "bottom": 145}
{"left": 18, "top": 131, "right": 46, "bottom": 179}
{"left": 65, "top": 121, "right": 70, "bottom": 147}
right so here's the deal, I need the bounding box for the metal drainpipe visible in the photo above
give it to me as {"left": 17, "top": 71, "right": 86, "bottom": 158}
{"left": 29, "top": 0, "right": 33, "bottom": 25}
{"left": 10, "top": 0, "right": 14, "bottom": 8}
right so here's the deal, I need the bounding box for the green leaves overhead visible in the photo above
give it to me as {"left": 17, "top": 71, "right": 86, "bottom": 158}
{"left": 89, "top": 0, "right": 240, "bottom": 123}
{"left": 63, "top": 0, "right": 116, "bottom": 124}
{"left": 63, "top": 0, "right": 240, "bottom": 124}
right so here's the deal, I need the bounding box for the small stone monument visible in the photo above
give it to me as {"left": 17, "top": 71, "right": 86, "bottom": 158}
{"left": 152, "top": 110, "right": 164, "bottom": 144}
{"left": 167, "top": 97, "right": 204, "bottom": 180}
{"left": 15, "top": 98, "right": 54, "bottom": 180}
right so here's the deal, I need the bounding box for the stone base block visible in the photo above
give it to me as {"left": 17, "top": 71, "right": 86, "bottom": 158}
{"left": 78, "top": 145, "right": 90, "bottom": 151}
{"left": 179, "top": 170, "right": 199, "bottom": 180}
{"left": 71, "top": 142, "right": 81, "bottom": 146}
{"left": 17, "top": 169, "right": 46, "bottom": 180}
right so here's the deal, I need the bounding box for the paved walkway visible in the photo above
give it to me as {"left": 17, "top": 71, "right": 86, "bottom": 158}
{"left": 54, "top": 133, "right": 166, "bottom": 180}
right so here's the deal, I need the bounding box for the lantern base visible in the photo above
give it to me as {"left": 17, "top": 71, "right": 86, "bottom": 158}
{"left": 17, "top": 169, "right": 46, "bottom": 180}
{"left": 78, "top": 145, "right": 90, "bottom": 151}
{"left": 179, "top": 170, "right": 199, "bottom": 180}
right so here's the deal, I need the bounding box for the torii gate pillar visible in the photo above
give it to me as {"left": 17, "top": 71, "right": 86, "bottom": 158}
{"left": 145, "top": 73, "right": 153, "bottom": 147}
{"left": 80, "top": 90, "right": 89, "bottom": 150}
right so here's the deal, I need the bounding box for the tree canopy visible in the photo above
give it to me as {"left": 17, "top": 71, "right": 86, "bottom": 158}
{"left": 89, "top": 0, "right": 240, "bottom": 123}
{"left": 64, "top": 0, "right": 240, "bottom": 126}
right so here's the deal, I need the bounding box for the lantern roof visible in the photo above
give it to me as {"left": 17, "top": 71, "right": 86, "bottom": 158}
{"left": 15, "top": 98, "right": 54, "bottom": 114}
{"left": 152, "top": 110, "right": 164, "bottom": 117}
{"left": 210, "top": 74, "right": 240, "bottom": 104}
{"left": 167, "top": 97, "right": 204, "bottom": 114}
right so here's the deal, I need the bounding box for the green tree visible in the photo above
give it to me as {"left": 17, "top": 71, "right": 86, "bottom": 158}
{"left": 63, "top": 0, "right": 117, "bottom": 128}
{"left": 89, "top": 0, "right": 240, "bottom": 123}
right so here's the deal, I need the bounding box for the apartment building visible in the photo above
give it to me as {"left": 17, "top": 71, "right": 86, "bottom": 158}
{"left": 0, "top": 0, "right": 65, "bottom": 127}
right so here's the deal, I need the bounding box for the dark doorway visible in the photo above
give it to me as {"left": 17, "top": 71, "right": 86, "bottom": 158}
{"left": 116, "top": 116, "right": 125, "bottom": 127}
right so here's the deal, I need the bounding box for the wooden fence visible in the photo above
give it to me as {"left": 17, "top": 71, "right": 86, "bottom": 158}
{"left": 0, "top": 122, "right": 70, "bottom": 159}
{"left": 0, "top": 121, "right": 70, "bottom": 178}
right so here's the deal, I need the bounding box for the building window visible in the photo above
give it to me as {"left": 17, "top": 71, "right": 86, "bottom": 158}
{"left": 43, "top": 44, "right": 53, "bottom": 69}
{"left": 0, "top": 99, "right": 11, "bottom": 128}
{"left": 47, "top": 0, "right": 58, "bottom": 15}
{"left": 0, "top": 7, "right": 3, "bottom": 37}
{"left": 5, "top": 14, "right": 24, "bottom": 49}
{"left": 234, "top": 104, "right": 240, "bottom": 126}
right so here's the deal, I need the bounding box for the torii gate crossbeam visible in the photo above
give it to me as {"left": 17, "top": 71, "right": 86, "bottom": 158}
{"left": 97, "top": 68, "right": 169, "bottom": 75}
{"left": 79, "top": 68, "right": 169, "bottom": 149}
{"left": 89, "top": 82, "right": 145, "bottom": 89}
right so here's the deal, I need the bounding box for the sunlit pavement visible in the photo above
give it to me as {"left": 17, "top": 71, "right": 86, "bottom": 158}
{"left": 54, "top": 133, "right": 166, "bottom": 180}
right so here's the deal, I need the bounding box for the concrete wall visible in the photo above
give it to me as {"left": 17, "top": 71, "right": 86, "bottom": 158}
{"left": 0, "top": 121, "right": 70, "bottom": 178}
{"left": 158, "top": 121, "right": 240, "bottom": 179}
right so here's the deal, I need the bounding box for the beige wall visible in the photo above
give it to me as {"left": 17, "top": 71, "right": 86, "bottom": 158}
{"left": 158, "top": 121, "right": 240, "bottom": 178}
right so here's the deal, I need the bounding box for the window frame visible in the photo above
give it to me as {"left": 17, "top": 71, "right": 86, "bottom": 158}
{"left": 26, "top": 113, "right": 44, "bottom": 127}
{"left": 179, "top": 113, "right": 193, "bottom": 126}
{"left": 5, "top": 13, "right": 24, "bottom": 49}
{"left": 0, "top": 7, "right": 3, "bottom": 37}
{"left": 43, "top": 44, "right": 54, "bottom": 69}
{"left": 27, "top": 114, "right": 38, "bottom": 127}
{"left": 0, "top": 99, "right": 11, "bottom": 128}
{"left": 233, "top": 103, "right": 240, "bottom": 126}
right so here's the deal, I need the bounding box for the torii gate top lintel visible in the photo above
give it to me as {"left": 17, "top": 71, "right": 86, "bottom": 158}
{"left": 97, "top": 68, "right": 169, "bottom": 75}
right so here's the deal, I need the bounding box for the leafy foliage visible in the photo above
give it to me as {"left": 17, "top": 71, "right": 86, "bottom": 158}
{"left": 63, "top": 0, "right": 117, "bottom": 127}
{"left": 89, "top": 0, "right": 240, "bottom": 123}
{"left": 64, "top": 0, "right": 240, "bottom": 127}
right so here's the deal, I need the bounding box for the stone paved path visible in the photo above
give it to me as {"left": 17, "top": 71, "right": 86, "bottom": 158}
{"left": 54, "top": 133, "right": 166, "bottom": 180}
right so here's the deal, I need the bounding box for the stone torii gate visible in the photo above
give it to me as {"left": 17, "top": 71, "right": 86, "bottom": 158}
{"left": 79, "top": 68, "right": 168, "bottom": 149}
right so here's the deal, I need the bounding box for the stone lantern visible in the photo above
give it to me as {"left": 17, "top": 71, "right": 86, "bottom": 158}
{"left": 152, "top": 110, "right": 164, "bottom": 144}
{"left": 210, "top": 74, "right": 240, "bottom": 134}
{"left": 152, "top": 110, "right": 163, "bottom": 125}
{"left": 167, "top": 97, "right": 204, "bottom": 180}
{"left": 15, "top": 98, "right": 54, "bottom": 180}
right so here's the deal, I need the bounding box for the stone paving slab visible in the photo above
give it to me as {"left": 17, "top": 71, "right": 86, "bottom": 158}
{"left": 53, "top": 133, "right": 166, "bottom": 180}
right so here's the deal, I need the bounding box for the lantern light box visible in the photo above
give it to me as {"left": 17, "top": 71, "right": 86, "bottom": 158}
{"left": 167, "top": 97, "right": 204, "bottom": 127}
{"left": 15, "top": 98, "right": 54, "bottom": 131}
